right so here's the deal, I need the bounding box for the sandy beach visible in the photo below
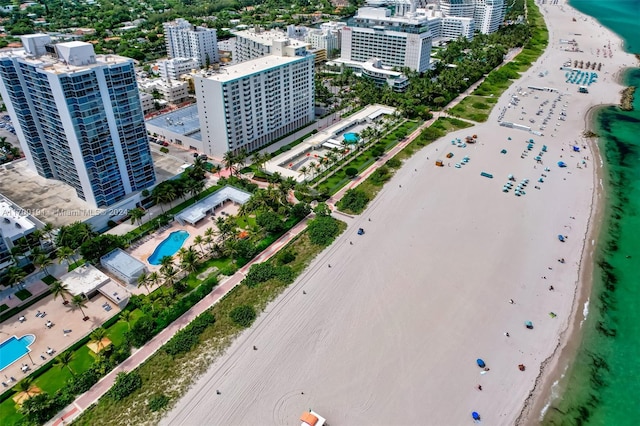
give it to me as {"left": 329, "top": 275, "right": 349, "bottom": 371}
{"left": 161, "top": 2, "right": 636, "bottom": 425}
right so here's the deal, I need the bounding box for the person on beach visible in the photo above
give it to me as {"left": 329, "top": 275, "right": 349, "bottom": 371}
{"left": 549, "top": 286, "right": 555, "bottom": 291}
{"left": 505, "top": 332, "right": 510, "bottom": 337}
{"left": 509, "top": 299, "right": 515, "bottom": 304}
{"left": 477, "top": 385, "right": 483, "bottom": 391}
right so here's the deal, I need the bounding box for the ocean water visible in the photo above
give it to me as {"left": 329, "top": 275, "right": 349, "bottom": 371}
{"left": 542, "top": 1, "right": 640, "bottom": 424}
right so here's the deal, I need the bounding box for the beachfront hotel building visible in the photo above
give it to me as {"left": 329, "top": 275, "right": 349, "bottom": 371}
{"left": 471, "top": 0, "right": 505, "bottom": 34}
{"left": 163, "top": 18, "right": 219, "bottom": 68}
{"left": 194, "top": 46, "right": 315, "bottom": 158}
{"left": 0, "top": 35, "right": 155, "bottom": 208}
{"left": 232, "top": 28, "right": 310, "bottom": 63}
{"left": 340, "top": 5, "right": 433, "bottom": 72}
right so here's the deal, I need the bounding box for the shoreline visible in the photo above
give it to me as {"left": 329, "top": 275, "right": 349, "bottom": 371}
{"left": 517, "top": 104, "right": 605, "bottom": 425}
{"left": 515, "top": 1, "right": 637, "bottom": 422}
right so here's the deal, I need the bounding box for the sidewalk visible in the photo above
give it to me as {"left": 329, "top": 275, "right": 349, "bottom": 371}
{"left": 47, "top": 217, "right": 310, "bottom": 426}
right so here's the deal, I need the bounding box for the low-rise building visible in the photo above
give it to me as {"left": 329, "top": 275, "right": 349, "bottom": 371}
{"left": 158, "top": 57, "right": 200, "bottom": 81}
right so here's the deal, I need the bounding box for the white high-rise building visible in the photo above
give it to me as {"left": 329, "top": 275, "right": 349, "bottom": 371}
{"left": 158, "top": 57, "right": 200, "bottom": 81}
{"left": 163, "top": 18, "right": 219, "bottom": 67}
{"left": 232, "top": 28, "right": 309, "bottom": 63}
{"left": 341, "top": 6, "right": 433, "bottom": 72}
{"left": 473, "top": 0, "right": 505, "bottom": 34}
{"left": 305, "top": 29, "right": 340, "bottom": 57}
{"left": 439, "top": 0, "right": 475, "bottom": 18}
{"left": 0, "top": 36, "right": 155, "bottom": 208}
{"left": 194, "top": 46, "right": 315, "bottom": 158}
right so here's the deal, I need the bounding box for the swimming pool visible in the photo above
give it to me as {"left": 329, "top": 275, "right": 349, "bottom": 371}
{"left": 0, "top": 335, "right": 35, "bottom": 371}
{"left": 147, "top": 230, "right": 190, "bottom": 265}
{"left": 343, "top": 132, "right": 360, "bottom": 144}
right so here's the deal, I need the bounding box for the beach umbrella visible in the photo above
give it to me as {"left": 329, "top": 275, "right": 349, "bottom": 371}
{"left": 525, "top": 321, "right": 534, "bottom": 329}
{"left": 507, "top": 137, "right": 512, "bottom": 140}
{"left": 529, "top": 138, "right": 534, "bottom": 143}
{"left": 476, "top": 359, "right": 486, "bottom": 368}
{"left": 472, "top": 412, "right": 481, "bottom": 421}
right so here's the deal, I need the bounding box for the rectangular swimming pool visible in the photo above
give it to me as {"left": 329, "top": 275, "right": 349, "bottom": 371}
{"left": 0, "top": 335, "right": 35, "bottom": 371}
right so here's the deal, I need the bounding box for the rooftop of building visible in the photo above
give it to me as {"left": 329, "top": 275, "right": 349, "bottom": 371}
{"left": 0, "top": 150, "right": 185, "bottom": 227}
{"left": 196, "top": 53, "right": 311, "bottom": 83}
{"left": 100, "top": 248, "right": 146, "bottom": 278}
{"left": 0, "top": 42, "right": 131, "bottom": 75}
{"left": 231, "top": 28, "right": 309, "bottom": 48}
{"left": 60, "top": 263, "right": 110, "bottom": 297}
{"left": 146, "top": 104, "right": 201, "bottom": 137}
{"left": 0, "top": 195, "right": 39, "bottom": 239}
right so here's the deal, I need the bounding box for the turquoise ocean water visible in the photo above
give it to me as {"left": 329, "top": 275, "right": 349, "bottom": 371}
{"left": 542, "top": 0, "right": 640, "bottom": 424}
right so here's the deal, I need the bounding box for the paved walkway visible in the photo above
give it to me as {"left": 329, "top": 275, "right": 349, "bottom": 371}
{"left": 47, "top": 218, "right": 310, "bottom": 426}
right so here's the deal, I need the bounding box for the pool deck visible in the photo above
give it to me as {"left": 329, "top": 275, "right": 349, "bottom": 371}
{"left": 127, "top": 202, "right": 240, "bottom": 283}
{"left": 0, "top": 291, "right": 120, "bottom": 387}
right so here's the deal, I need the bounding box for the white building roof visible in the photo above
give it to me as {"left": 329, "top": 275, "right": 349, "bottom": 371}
{"left": 100, "top": 248, "right": 146, "bottom": 280}
{"left": 198, "top": 54, "right": 310, "bottom": 82}
{"left": 177, "top": 186, "right": 251, "bottom": 224}
{"left": 0, "top": 197, "right": 37, "bottom": 240}
{"left": 232, "top": 28, "right": 308, "bottom": 48}
{"left": 60, "top": 264, "right": 110, "bottom": 297}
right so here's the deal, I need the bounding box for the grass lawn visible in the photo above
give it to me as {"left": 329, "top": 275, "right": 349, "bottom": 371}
{"left": 448, "top": 96, "right": 497, "bottom": 122}
{"left": 0, "top": 397, "right": 22, "bottom": 426}
{"left": 14, "top": 289, "right": 32, "bottom": 301}
{"left": 42, "top": 275, "right": 56, "bottom": 285}
{"left": 106, "top": 309, "right": 143, "bottom": 347}
{"left": 33, "top": 346, "right": 96, "bottom": 395}
{"left": 68, "top": 259, "right": 86, "bottom": 272}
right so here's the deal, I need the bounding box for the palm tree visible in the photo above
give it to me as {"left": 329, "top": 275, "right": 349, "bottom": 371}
{"left": 57, "top": 246, "right": 75, "bottom": 267}
{"left": 179, "top": 247, "right": 199, "bottom": 274}
{"left": 211, "top": 164, "right": 222, "bottom": 178}
{"left": 5, "top": 266, "right": 26, "bottom": 289}
{"left": 299, "top": 166, "right": 308, "bottom": 181}
{"left": 51, "top": 280, "right": 70, "bottom": 304}
{"left": 147, "top": 271, "right": 160, "bottom": 291}
{"left": 137, "top": 272, "right": 151, "bottom": 294}
{"left": 71, "top": 295, "right": 88, "bottom": 319}
{"left": 193, "top": 235, "right": 205, "bottom": 254}
{"left": 186, "top": 179, "right": 205, "bottom": 200}
{"left": 251, "top": 152, "right": 265, "bottom": 171}
{"left": 33, "top": 254, "right": 52, "bottom": 275}
{"left": 222, "top": 151, "right": 237, "bottom": 176}
{"left": 129, "top": 207, "right": 146, "bottom": 226}
{"left": 160, "top": 264, "right": 178, "bottom": 288}
{"left": 54, "top": 351, "right": 75, "bottom": 376}
{"left": 160, "top": 255, "right": 174, "bottom": 269}
{"left": 16, "top": 377, "right": 38, "bottom": 398}
{"left": 236, "top": 148, "right": 248, "bottom": 171}
{"left": 89, "top": 327, "right": 108, "bottom": 352}
{"left": 162, "top": 184, "right": 177, "bottom": 209}
{"left": 118, "top": 310, "right": 134, "bottom": 330}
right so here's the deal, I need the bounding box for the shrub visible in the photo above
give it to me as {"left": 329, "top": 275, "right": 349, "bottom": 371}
{"left": 160, "top": 147, "right": 169, "bottom": 153}
{"left": 345, "top": 167, "right": 358, "bottom": 178}
{"left": 307, "top": 216, "right": 340, "bottom": 246}
{"left": 244, "top": 263, "right": 276, "bottom": 287}
{"left": 125, "top": 315, "right": 156, "bottom": 348}
{"left": 108, "top": 371, "right": 142, "bottom": 401}
{"left": 290, "top": 202, "right": 311, "bottom": 219}
{"left": 370, "top": 166, "right": 392, "bottom": 186}
{"left": 371, "top": 146, "right": 385, "bottom": 158}
{"left": 164, "top": 312, "right": 215, "bottom": 356}
{"left": 20, "top": 393, "right": 59, "bottom": 425}
{"left": 386, "top": 157, "right": 401, "bottom": 168}
{"left": 256, "top": 211, "right": 284, "bottom": 233}
{"left": 229, "top": 305, "right": 257, "bottom": 328}
{"left": 65, "top": 366, "right": 100, "bottom": 395}
{"left": 277, "top": 250, "right": 296, "bottom": 265}
{"left": 148, "top": 393, "right": 170, "bottom": 412}
{"left": 337, "top": 189, "right": 370, "bottom": 214}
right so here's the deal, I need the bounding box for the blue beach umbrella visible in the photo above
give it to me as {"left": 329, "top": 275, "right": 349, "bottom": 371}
{"left": 472, "top": 412, "right": 481, "bottom": 421}
{"left": 476, "top": 359, "right": 486, "bottom": 368}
